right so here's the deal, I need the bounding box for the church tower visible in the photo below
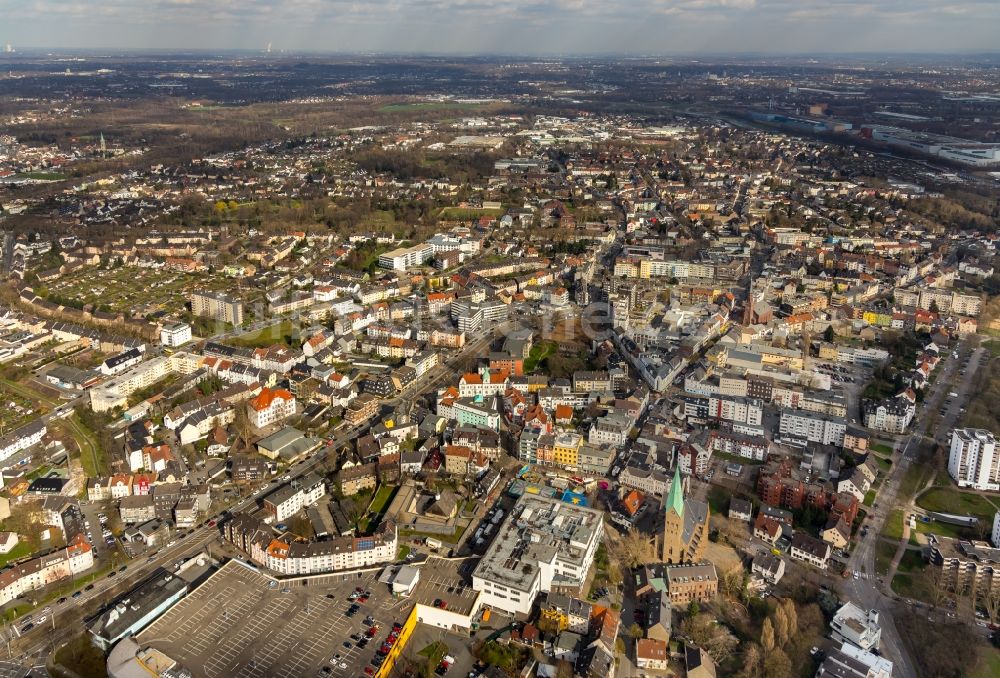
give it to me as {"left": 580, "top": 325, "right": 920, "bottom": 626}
{"left": 662, "top": 465, "right": 687, "bottom": 563}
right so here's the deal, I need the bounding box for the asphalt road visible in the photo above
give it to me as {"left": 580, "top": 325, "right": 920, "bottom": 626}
{"left": 841, "top": 339, "right": 982, "bottom": 678}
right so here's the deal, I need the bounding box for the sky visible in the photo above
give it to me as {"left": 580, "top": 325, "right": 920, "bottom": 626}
{"left": 2, "top": 0, "right": 999, "bottom": 55}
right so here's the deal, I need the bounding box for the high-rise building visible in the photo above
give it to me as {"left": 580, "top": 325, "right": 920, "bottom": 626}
{"left": 191, "top": 289, "right": 244, "bottom": 326}
{"left": 948, "top": 428, "right": 999, "bottom": 491}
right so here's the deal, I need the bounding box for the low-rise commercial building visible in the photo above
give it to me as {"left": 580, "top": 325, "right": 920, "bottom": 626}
{"left": 472, "top": 494, "right": 604, "bottom": 615}
{"left": 830, "top": 601, "right": 882, "bottom": 651}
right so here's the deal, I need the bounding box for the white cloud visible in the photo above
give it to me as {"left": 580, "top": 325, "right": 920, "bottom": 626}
{"left": 0, "top": 0, "right": 997, "bottom": 52}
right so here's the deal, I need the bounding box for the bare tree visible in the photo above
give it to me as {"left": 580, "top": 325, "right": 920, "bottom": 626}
{"left": 763, "top": 648, "right": 792, "bottom": 678}
{"left": 232, "top": 405, "right": 254, "bottom": 452}
{"left": 772, "top": 604, "right": 790, "bottom": 649}
{"left": 928, "top": 566, "right": 950, "bottom": 610}
{"left": 720, "top": 564, "right": 747, "bottom": 600}
{"left": 780, "top": 597, "right": 798, "bottom": 638}
{"left": 738, "top": 642, "right": 763, "bottom": 678}
{"left": 760, "top": 617, "right": 775, "bottom": 654}
{"left": 979, "top": 583, "right": 1000, "bottom": 625}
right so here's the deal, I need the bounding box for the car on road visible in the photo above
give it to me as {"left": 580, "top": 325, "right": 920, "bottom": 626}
{"left": 85, "top": 584, "right": 95, "bottom": 591}
{"left": 72, "top": 591, "right": 82, "bottom": 599}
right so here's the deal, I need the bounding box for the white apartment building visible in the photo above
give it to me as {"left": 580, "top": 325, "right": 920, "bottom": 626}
{"left": 0, "top": 420, "right": 46, "bottom": 463}
{"left": 708, "top": 395, "right": 763, "bottom": 427}
{"left": 159, "top": 321, "right": 192, "bottom": 347}
{"left": 472, "top": 494, "right": 603, "bottom": 616}
{"left": 89, "top": 352, "right": 202, "bottom": 412}
{"left": 948, "top": 428, "right": 1000, "bottom": 491}
{"left": 191, "top": 289, "right": 244, "bottom": 325}
{"left": 0, "top": 536, "right": 94, "bottom": 606}
{"left": 437, "top": 395, "right": 501, "bottom": 431}
{"left": 247, "top": 388, "right": 297, "bottom": 429}
{"left": 779, "top": 409, "right": 847, "bottom": 447}
{"left": 588, "top": 414, "right": 631, "bottom": 447}
{"left": 378, "top": 243, "right": 432, "bottom": 271}
{"left": 262, "top": 473, "right": 326, "bottom": 523}
{"left": 226, "top": 513, "right": 397, "bottom": 576}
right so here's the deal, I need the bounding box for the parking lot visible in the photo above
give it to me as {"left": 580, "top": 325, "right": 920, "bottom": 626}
{"left": 138, "top": 560, "right": 417, "bottom": 678}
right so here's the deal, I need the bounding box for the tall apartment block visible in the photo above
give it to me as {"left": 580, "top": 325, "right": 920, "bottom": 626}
{"left": 191, "top": 289, "right": 244, "bottom": 326}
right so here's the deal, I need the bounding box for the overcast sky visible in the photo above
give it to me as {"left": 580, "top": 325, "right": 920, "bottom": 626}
{"left": 2, "top": 0, "right": 999, "bottom": 55}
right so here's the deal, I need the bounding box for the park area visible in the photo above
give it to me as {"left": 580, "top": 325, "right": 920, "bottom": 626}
{"left": 229, "top": 320, "right": 300, "bottom": 348}
{"left": 915, "top": 486, "right": 1000, "bottom": 523}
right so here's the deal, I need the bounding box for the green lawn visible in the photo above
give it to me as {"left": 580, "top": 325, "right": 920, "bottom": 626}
{"left": 864, "top": 489, "right": 877, "bottom": 507}
{"left": 971, "top": 646, "right": 1000, "bottom": 678}
{"left": 379, "top": 101, "right": 490, "bottom": 113}
{"left": 982, "top": 341, "right": 1000, "bottom": 359}
{"left": 230, "top": 320, "right": 297, "bottom": 348}
{"left": 525, "top": 340, "right": 558, "bottom": 373}
{"left": 368, "top": 484, "right": 397, "bottom": 515}
{"left": 396, "top": 544, "right": 411, "bottom": 561}
{"left": 890, "top": 570, "right": 936, "bottom": 604}
{"left": 912, "top": 517, "right": 974, "bottom": 540}
{"left": 399, "top": 523, "right": 467, "bottom": 545}
{"left": 874, "top": 540, "right": 897, "bottom": 576}
{"left": 67, "top": 413, "right": 107, "bottom": 477}
{"left": 870, "top": 442, "right": 894, "bottom": 455}
{"left": 19, "top": 171, "right": 66, "bottom": 181}
{"left": 881, "top": 509, "right": 905, "bottom": 541}
{"left": 916, "top": 487, "right": 999, "bottom": 521}
{"left": 418, "top": 641, "right": 448, "bottom": 665}
{"left": 0, "top": 541, "right": 32, "bottom": 568}
{"left": 897, "top": 549, "right": 927, "bottom": 574}
{"left": 439, "top": 207, "right": 505, "bottom": 220}
{"left": 899, "top": 460, "right": 935, "bottom": 501}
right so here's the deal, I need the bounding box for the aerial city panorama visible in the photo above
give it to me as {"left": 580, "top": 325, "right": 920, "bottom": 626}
{"left": 0, "top": 1, "right": 1000, "bottom": 677}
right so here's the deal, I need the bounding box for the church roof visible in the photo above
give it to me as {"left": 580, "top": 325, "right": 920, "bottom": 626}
{"left": 666, "top": 465, "right": 685, "bottom": 517}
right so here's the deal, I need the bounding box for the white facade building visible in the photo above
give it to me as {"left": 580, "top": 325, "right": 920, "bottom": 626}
{"left": 159, "top": 322, "right": 192, "bottom": 347}
{"left": 830, "top": 601, "right": 882, "bottom": 651}
{"left": 472, "top": 494, "right": 603, "bottom": 616}
{"left": 948, "top": 428, "right": 999, "bottom": 491}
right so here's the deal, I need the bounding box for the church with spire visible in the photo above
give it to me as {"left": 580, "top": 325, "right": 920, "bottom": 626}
{"left": 661, "top": 465, "right": 711, "bottom": 564}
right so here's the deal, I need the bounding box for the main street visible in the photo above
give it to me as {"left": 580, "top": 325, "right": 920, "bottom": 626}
{"left": 842, "top": 338, "right": 983, "bottom": 678}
